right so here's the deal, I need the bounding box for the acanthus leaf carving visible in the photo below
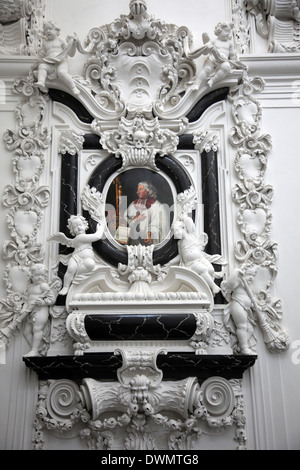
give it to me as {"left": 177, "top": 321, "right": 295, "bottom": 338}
{"left": 59, "top": 130, "right": 85, "bottom": 156}
{"left": 79, "top": 1, "right": 197, "bottom": 116}
{"left": 118, "top": 244, "right": 162, "bottom": 294}
{"left": 190, "top": 312, "right": 214, "bottom": 354}
{"left": 81, "top": 185, "right": 105, "bottom": 224}
{"left": 193, "top": 129, "right": 220, "bottom": 154}
{"left": 3, "top": 239, "right": 44, "bottom": 265}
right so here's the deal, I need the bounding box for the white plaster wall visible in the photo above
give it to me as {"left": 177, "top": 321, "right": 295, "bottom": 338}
{"left": 258, "top": 105, "right": 300, "bottom": 450}
{"left": 0, "top": 0, "right": 300, "bottom": 450}
{"left": 46, "top": 0, "right": 231, "bottom": 49}
{"left": 240, "top": 71, "right": 300, "bottom": 449}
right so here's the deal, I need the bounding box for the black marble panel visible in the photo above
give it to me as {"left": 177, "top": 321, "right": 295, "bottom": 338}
{"left": 85, "top": 314, "right": 197, "bottom": 341}
{"left": 83, "top": 133, "right": 102, "bottom": 150}
{"left": 56, "top": 152, "right": 79, "bottom": 304}
{"left": 156, "top": 155, "right": 192, "bottom": 194}
{"left": 48, "top": 89, "right": 94, "bottom": 124}
{"left": 178, "top": 134, "right": 195, "bottom": 150}
{"left": 201, "top": 150, "right": 225, "bottom": 304}
{"left": 201, "top": 150, "right": 221, "bottom": 255}
{"left": 23, "top": 354, "right": 257, "bottom": 381}
{"left": 186, "top": 88, "right": 229, "bottom": 123}
{"left": 60, "top": 152, "right": 78, "bottom": 234}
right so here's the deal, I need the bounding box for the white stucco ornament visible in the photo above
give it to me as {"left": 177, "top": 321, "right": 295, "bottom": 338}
{"left": 98, "top": 115, "right": 180, "bottom": 171}
{"left": 163, "top": 215, "right": 227, "bottom": 296}
{"left": 246, "top": 0, "right": 300, "bottom": 52}
{"left": 0, "top": 0, "right": 288, "bottom": 363}
{"left": 0, "top": 0, "right": 291, "bottom": 451}
{"left": 48, "top": 215, "right": 104, "bottom": 296}
{"left": 222, "top": 264, "right": 289, "bottom": 355}
{"left": 0, "top": 263, "right": 61, "bottom": 356}
{"left": 34, "top": 21, "right": 80, "bottom": 95}
{"left": 185, "top": 22, "right": 247, "bottom": 90}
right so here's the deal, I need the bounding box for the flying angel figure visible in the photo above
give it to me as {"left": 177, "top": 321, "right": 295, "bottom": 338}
{"left": 48, "top": 215, "right": 104, "bottom": 295}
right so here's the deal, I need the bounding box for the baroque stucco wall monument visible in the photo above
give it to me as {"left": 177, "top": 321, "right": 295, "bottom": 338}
{"left": 0, "top": 0, "right": 299, "bottom": 451}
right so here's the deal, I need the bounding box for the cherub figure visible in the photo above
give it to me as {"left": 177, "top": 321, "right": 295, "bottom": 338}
{"left": 186, "top": 22, "right": 244, "bottom": 90}
{"left": 221, "top": 265, "right": 258, "bottom": 354}
{"left": 163, "top": 215, "right": 226, "bottom": 296}
{"left": 35, "top": 21, "right": 80, "bottom": 95}
{"left": 48, "top": 215, "right": 104, "bottom": 296}
{"left": 23, "top": 264, "right": 60, "bottom": 357}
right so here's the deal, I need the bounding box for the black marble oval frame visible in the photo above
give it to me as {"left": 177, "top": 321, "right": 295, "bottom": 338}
{"left": 85, "top": 154, "right": 193, "bottom": 268}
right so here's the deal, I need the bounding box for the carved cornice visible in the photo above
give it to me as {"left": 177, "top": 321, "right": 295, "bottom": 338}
{"left": 0, "top": 57, "right": 37, "bottom": 79}
{"left": 239, "top": 53, "right": 300, "bottom": 77}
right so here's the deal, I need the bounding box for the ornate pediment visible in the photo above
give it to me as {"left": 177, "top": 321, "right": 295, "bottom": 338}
{"left": 24, "top": 0, "right": 246, "bottom": 123}
{"left": 81, "top": 0, "right": 196, "bottom": 117}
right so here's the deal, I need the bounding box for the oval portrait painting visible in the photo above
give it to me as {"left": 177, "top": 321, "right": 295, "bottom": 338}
{"left": 105, "top": 169, "right": 174, "bottom": 247}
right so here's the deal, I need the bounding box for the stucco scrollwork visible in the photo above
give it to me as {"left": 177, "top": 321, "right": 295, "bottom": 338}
{"left": 33, "top": 371, "right": 247, "bottom": 450}
{"left": 225, "top": 75, "right": 289, "bottom": 354}
{"left": 190, "top": 312, "right": 214, "bottom": 354}
{"left": 81, "top": 186, "right": 105, "bottom": 225}
{"left": 0, "top": 0, "right": 33, "bottom": 24}
{"left": 48, "top": 215, "right": 105, "bottom": 296}
{"left": 237, "top": 0, "right": 300, "bottom": 53}
{"left": 163, "top": 215, "right": 227, "bottom": 297}
{"left": 0, "top": 0, "right": 291, "bottom": 451}
{"left": 59, "top": 130, "right": 85, "bottom": 156}
{"left": 232, "top": 0, "right": 251, "bottom": 54}
{"left": 0, "top": 74, "right": 54, "bottom": 357}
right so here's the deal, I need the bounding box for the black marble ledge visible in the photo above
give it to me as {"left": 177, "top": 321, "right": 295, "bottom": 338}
{"left": 23, "top": 353, "right": 257, "bottom": 382}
